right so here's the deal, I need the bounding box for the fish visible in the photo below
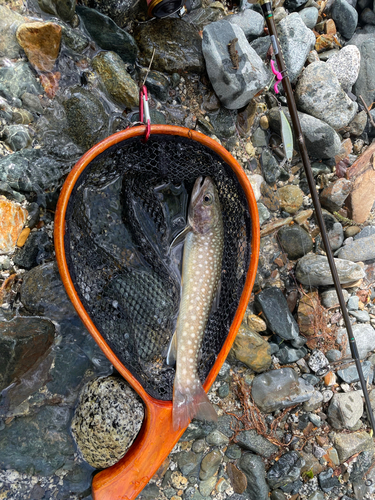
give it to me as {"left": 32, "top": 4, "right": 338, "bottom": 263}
{"left": 167, "top": 176, "right": 224, "bottom": 430}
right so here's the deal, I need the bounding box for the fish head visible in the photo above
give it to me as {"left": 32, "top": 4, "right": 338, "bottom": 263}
{"left": 188, "top": 176, "right": 221, "bottom": 234}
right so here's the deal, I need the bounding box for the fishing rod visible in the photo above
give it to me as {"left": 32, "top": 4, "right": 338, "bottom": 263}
{"left": 257, "top": 0, "right": 375, "bottom": 433}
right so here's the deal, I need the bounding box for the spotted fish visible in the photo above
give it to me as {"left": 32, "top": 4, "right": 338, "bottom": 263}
{"left": 167, "top": 176, "right": 224, "bottom": 430}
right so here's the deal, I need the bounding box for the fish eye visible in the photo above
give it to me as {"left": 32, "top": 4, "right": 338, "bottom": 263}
{"left": 203, "top": 193, "right": 213, "bottom": 205}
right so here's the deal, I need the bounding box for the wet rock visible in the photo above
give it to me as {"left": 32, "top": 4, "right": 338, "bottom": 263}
{"left": 318, "top": 468, "right": 341, "bottom": 492}
{"left": 199, "top": 450, "right": 222, "bottom": 480}
{"left": 337, "top": 323, "right": 375, "bottom": 359}
{"left": 252, "top": 368, "right": 315, "bottom": 412}
{"left": 38, "top": 0, "right": 76, "bottom": 22}
{"left": 134, "top": 19, "right": 204, "bottom": 74}
{"left": 334, "top": 431, "right": 375, "bottom": 463}
{"left": 268, "top": 107, "right": 341, "bottom": 159}
{"left": 0, "top": 196, "right": 27, "bottom": 254}
{"left": 223, "top": 9, "right": 265, "bottom": 39}
{"left": 352, "top": 35, "right": 375, "bottom": 106}
{"left": 232, "top": 323, "right": 272, "bottom": 372}
{"left": 0, "top": 62, "right": 43, "bottom": 101}
{"left": 79, "top": 0, "right": 142, "bottom": 27}
{"left": 71, "top": 376, "right": 144, "bottom": 468}
{"left": 337, "top": 360, "right": 373, "bottom": 384}
{"left": 206, "top": 430, "right": 229, "bottom": 447}
{"left": 254, "top": 287, "right": 299, "bottom": 341}
{"left": 298, "top": 7, "right": 319, "bottom": 29}
{"left": 239, "top": 453, "right": 269, "bottom": 500}
{"left": 267, "top": 451, "right": 305, "bottom": 490}
{"left": 0, "top": 5, "right": 24, "bottom": 59}
{"left": 21, "top": 262, "right": 77, "bottom": 320}
{"left": 325, "top": 45, "right": 361, "bottom": 91}
{"left": 63, "top": 87, "right": 109, "bottom": 150}
{"left": 54, "top": 19, "right": 89, "bottom": 53}
{"left": 261, "top": 149, "right": 280, "bottom": 184}
{"left": 77, "top": 5, "right": 138, "bottom": 65}
{"left": 2, "top": 124, "right": 32, "bottom": 151}
{"left": 295, "top": 62, "right": 358, "bottom": 130}
{"left": 0, "top": 406, "right": 76, "bottom": 475}
{"left": 16, "top": 22, "right": 62, "bottom": 72}
{"left": 236, "top": 429, "right": 278, "bottom": 458}
{"left": 227, "top": 463, "right": 247, "bottom": 494}
{"left": 337, "top": 234, "right": 375, "bottom": 262}
{"left": 278, "top": 224, "right": 313, "bottom": 260}
{"left": 0, "top": 317, "right": 55, "bottom": 391}
{"left": 277, "top": 13, "right": 316, "bottom": 83}
{"left": 202, "top": 21, "right": 270, "bottom": 110}
{"left": 328, "top": 391, "right": 363, "bottom": 429}
{"left": 319, "top": 178, "right": 352, "bottom": 212}
{"left": 297, "top": 289, "right": 320, "bottom": 336}
{"left": 13, "top": 231, "right": 52, "bottom": 270}
{"left": 92, "top": 51, "right": 139, "bottom": 108}
{"left": 296, "top": 253, "right": 365, "bottom": 286}
{"left": 184, "top": 7, "right": 221, "bottom": 30}
{"left": 199, "top": 477, "right": 216, "bottom": 496}
{"left": 331, "top": 0, "right": 358, "bottom": 39}
{"left": 278, "top": 185, "right": 304, "bottom": 214}
{"left": 209, "top": 107, "right": 237, "bottom": 138}
{"left": 141, "top": 70, "right": 170, "bottom": 102}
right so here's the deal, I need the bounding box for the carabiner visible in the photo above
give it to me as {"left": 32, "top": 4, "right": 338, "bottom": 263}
{"left": 139, "top": 85, "right": 151, "bottom": 142}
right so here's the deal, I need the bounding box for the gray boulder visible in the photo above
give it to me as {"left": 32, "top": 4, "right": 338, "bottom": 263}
{"left": 328, "top": 391, "right": 363, "bottom": 429}
{"left": 331, "top": 0, "right": 358, "bottom": 39}
{"left": 277, "top": 13, "right": 316, "bottom": 83}
{"left": 295, "top": 254, "right": 365, "bottom": 286}
{"left": 202, "top": 21, "right": 271, "bottom": 109}
{"left": 295, "top": 62, "right": 358, "bottom": 131}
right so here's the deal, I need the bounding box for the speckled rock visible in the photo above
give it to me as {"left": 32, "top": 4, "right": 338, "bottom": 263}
{"left": 92, "top": 51, "right": 139, "bottom": 108}
{"left": 0, "top": 196, "right": 28, "bottom": 254}
{"left": 232, "top": 323, "right": 272, "bottom": 372}
{"left": 277, "top": 185, "right": 304, "bottom": 214}
{"left": 277, "top": 13, "right": 316, "bottom": 83}
{"left": 16, "top": 22, "right": 62, "bottom": 72}
{"left": 296, "top": 253, "right": 365, "bottom": 286}
{"left": 71, "top": 376, "right": 144, "bottom": 468}
{"left": 328, "top": 391, "right": 363, "bottom": 430}
{"left": 295, "top": 62, "right": 358, "bottom": 131}
{"left": 326, "top": 45, "right": 361, "bottom": 91}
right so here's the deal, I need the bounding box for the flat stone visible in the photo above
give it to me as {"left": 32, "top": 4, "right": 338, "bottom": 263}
{"left": 331, "top": 0, "right": 358, "bottom": 39}
{"left": 0, "top": 316, "right": 55, "bottom": 392}
{"left": 16, "top": 22, "right": 62, "bottom": 72}
{"left": 0, "top": 196, "right": 28, "bottom": 254}
{"left": 326, "top": 45, "right": 361, "bottom": 91}
{"left": 232, "top": 323, "right": 272, "bottom": 372}
{"left": 134, "top": 18, "right": 204, "bottom": 74}
{"left": 337, "top": 360, "right": 373, "bottom": 384}
{"left": 261, "top": 149, "right": 280, "bottom": 185}
{"left": 328, "top": 391, "right": 363, "bottom": 430}
{"left": 236, "top": 429, "right": 279, "bottom": 458}
{"left": 92, "top": 51, "right": 139, "bottom": 108}
{"left": 354, "top": 226, "right": 375, "bottom": 240}
{"left": 268, "top": 107, "right": 341, "bottom": 159}
{"left": 199, "top": 477, "right": 216, "bottom": 497}
{"left": 277, "top": 13, "right": 316, "bottom": 83}
{"left": 352, "top": 36, "right": 375, "bottom": 108}
{"left": 337, "top": 323, "right": 375, "bottom": 359}
{"left": 227, "top": 463, "right": 247, "bottom": 494}
{"left": 295, "top": 62, "right": 358, "bottom": 131}
{"left": 252, "top": 368, "right": 315, "bottom": 413}
{"left": 254, "top": 287, "right": 299, "bottom": 341}
{"left": 337, "top": 234, "right": 375, "bottom": 262}
{"left": 77, "top": 5, "right": 138, "bottom": 65}
{"left": 199, "top": 450, "right": 222, "bottom": 480}
{"left": 277, "top": 185, "right": 304, "bottom": 214}
{"left": 334, "top": 431, "right": 375, "bottom": 463}
{"left": 295, "top": 253, "right": 365, "bottom": 286}
{"left": 205, "top": 430, "right": 229, "bottom": 447}
{"left": 349, "top": 309, "right": 370, "bottom": 322}
{"left": 177, "top": 450, "right": 202, "bottom": 476}
{"left": 277, "top": 346, "right": 308, "bottom": 364}
{"left": 321, "top": 288, "right": 349, "bottom": 308}
{"left": 71, "top": 376, "right": 144, "bottom": 468}
{"left": 202, "top": 21, "right": 270, "bottom": 109}
{"left": 239, "top": 453, "right": 269, "bottom": 500}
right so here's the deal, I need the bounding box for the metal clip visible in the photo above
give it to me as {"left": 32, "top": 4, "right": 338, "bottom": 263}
{"left": 139, "top": 85, "right": 151, "bottom": 142}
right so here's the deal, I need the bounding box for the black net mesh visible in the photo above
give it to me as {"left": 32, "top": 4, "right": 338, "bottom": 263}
{"left": 64, "top": 134, "right": 253, "bottom": 401}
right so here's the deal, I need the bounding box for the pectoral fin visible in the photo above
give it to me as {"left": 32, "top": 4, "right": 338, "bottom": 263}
{"left": 166, "top": 331, "right": 178, "bottom": 366}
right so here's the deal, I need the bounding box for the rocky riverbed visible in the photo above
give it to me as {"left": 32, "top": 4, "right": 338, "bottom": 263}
{"left": 1, "top": 0, "right": 375, "bottom": 499}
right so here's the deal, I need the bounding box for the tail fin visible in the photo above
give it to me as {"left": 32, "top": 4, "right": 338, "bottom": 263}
{"left": 172, "top": 380, "right": 217, "bottom": 431}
